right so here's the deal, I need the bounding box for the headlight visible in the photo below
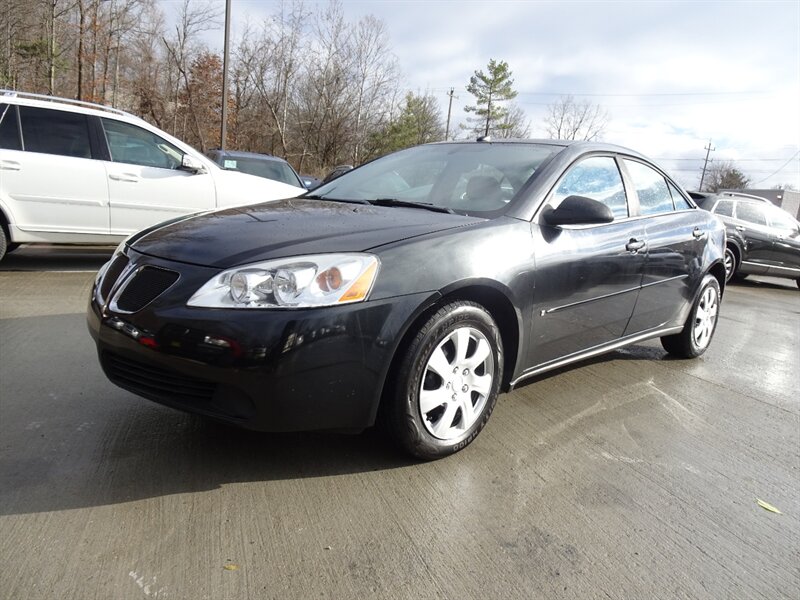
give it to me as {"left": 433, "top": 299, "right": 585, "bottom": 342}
{"left": 187, "top": 254, "right": 379, "bottom": 309}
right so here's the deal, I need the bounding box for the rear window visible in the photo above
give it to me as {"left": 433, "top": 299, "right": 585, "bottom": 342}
{"left": 19, "top": 105, "right": 93, "bottom": 159}
{"left": 713, "top": 200, "right": 734, "bottom": 217}
{"left": 0, "top": 104, "right": 21, "bottom": 150}
{"left": 735, "top": 202, "right": 767, "bottom": 226}
{"left": 623, "top": 159, "right": 674, "bottom": 216}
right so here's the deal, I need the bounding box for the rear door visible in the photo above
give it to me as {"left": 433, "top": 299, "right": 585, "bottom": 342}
{"left": 765, "top": 205, "right": 800, "bottom": 273}
{"left": 733, "top": 201, "right": 774, "bottom": 273}
{"left": 101, "top": 117, "right": 215, "bottom": 235}
{"left": 621, "top": 159, "right": 702, "bottom": 333}
{"left": 529, "top": 155, "right": 645, "bottom": 367}
{"left": 0, "top": 104, "right": 110, "bottom": 238}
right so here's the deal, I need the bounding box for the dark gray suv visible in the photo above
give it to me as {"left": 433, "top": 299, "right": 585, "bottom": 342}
{"left": 206, "top": 149, "right": 306, "bottom": 189}
{"left": 693, "top": 192, "right": 800, "bottom": 288}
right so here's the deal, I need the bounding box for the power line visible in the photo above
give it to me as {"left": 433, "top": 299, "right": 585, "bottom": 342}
{"left": 427, "top": 88, "right": 770, "bottom": 98}
{"left": 753, "top": 151, "right": 800, "bottom": 184}
{"left": 655, "top": 157, "right": 796, "bottom": 162}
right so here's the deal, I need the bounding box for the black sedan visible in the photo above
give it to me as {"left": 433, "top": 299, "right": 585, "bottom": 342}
{"left": 88, "top": 139, "right": 726, "bottom": 459}
{"left": 692, "top": 192, "right": 800, "bottom": 287}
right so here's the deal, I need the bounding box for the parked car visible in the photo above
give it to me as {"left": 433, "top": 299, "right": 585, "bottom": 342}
{"left": 322, "top": 164, "right": 353, "bottom": 183}
{"left": 206, "top": 149, "right": 307, "bottom": 189}
{"left": 0, "top": 91, "right": 305, "bottom": 261}
{"left": 88, "top": 139, "right": 726, "bottom": 459}
{"left": 300, "top": 174, "right": 322, "bottom": 190}
{"left": 692, "top": 191, "right": 800, "bottom": 287}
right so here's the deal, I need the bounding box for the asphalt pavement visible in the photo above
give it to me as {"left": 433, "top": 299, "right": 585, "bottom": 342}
{"left": 1, "top": 246, "right": 798, "bottom": 599}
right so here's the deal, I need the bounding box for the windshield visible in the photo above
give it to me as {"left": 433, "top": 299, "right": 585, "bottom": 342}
{"left": 308, "top": 143, "right": 560, "bottom": 215}
{"left": 222, "top": 157, "right": 302, "bottom": 187}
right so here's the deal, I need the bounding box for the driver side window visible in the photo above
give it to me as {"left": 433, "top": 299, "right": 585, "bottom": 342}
{"left": 552, "top": 156, "right": 628, "bottom": 218}
{"left": 101, "top": 118, "right": 184, "bottom": 169}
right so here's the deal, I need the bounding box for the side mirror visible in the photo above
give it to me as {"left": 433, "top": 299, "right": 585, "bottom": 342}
{"left": 180, "top": 154, "right": 206, "bottom": 174}
{"left": 541, "top": 195, "right": 615, "bottom": 226}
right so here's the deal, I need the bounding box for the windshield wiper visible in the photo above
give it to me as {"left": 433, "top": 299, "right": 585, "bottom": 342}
{"left": 367, "top": 198, "right": 454, "bottom": 214}
{"left": 303, "top": 194, "right": 370, "bottom": 205}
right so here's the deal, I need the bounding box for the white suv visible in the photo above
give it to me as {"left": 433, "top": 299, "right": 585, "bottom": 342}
{"left": 0, "top": 91, "right": 305, "bottom": 261}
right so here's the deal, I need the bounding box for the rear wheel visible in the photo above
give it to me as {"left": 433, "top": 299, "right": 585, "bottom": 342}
{"left": 661, "top": 274, "right": 720, "bottom": 358}
{"left": 723, "top": 246, "right": 737, "bottom": 282}
{"left": 387, "top": 301, "right": 503, "bottom": 460}
{"left": 0, "top": 226, "right": 7, "bottom": 262}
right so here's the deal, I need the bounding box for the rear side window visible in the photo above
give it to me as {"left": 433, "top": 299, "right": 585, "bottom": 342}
{"left": 735, "top": 202, "right": 767, "bottom": 226}
{"left": 19, "top": 106, "right": 92, "bottom": 158}
{"left": 713, "top": 200, "right": 734, "bottom": 217}
{"left": 0, "top": 104, "right": 22, "bottom": 150}
{"left": 552, "top": 156, "right": 628, "bottom": 218}
{"left": 668, "top": 182, "right": 692, "bottom": 210}
{"left": 624, "top": 159, "right": 673, "bottom": 216}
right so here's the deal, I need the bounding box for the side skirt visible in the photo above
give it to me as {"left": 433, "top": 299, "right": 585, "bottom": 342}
{"left": 509, "top": 325, "right": 684, "bottom": 388}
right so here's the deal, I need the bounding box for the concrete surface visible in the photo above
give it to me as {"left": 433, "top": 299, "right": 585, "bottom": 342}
{"left": 0, "top": 247, "right": 798, "bottom": 599}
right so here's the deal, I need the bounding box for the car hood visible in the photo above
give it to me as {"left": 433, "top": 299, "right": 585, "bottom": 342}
{"left": 212, "top": 168, "right": 306, "bottom": 205}
{"left": 129, "top": 198, "right": 484, "bottom": 268}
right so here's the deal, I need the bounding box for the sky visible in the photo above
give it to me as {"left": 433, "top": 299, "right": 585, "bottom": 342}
{"left": 180, "top": 0, "right": 800, "bottom": 190}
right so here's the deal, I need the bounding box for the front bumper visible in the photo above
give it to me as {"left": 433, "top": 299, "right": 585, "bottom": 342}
{"left": 88, "top": 249, "right": 433, "bottom": 432}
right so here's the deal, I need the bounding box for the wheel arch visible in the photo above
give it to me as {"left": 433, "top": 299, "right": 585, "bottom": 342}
{"left": 0, "top": 205, "right": 11, "bottom": 241}
{"left": 374, "top": 280, "right": 523, "bottom": 426}
{"left": 708, "top": 261, "right": 726, "bottom": 297}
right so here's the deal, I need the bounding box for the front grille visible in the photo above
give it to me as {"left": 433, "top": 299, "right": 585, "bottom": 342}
{"left": 102, "top": 352, "right": 217, "bottom": 403}
{"left": 115, "top": 266, "right": 179, "bottom": 313}
{"left": 99, "top": 254, "right": 129, "bottom": 302}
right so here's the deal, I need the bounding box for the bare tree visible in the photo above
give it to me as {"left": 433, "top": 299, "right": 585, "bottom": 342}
{"left": 543, "top": 95, "right": 608, "bottom": 141}
{"left": 701, "top": 160, "right": 751, "bottom": 192}
{"left": 496, "top": 103, "right": 530, "bottom": 139}
{"left": 162, "top": 0, "right": 221, "bottom": 141}
{"left": 236, "top": 2, "right": 307, "bottom": 156}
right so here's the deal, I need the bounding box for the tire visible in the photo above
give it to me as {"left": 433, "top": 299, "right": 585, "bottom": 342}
{"left": 723, "top": 246, "right": 737, "bottom": 283}
{"left": 387, "top": 301, "right": 503, "bottom": 460}
{"left": 661, "top": 274, "right": 721, "bottom": 358}
{"left": 0, "top": 226, "right": 7, "bottom": 263}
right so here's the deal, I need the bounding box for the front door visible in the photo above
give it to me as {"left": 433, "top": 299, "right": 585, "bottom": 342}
{"left": 528, "top": 155, "right": 645, "bottom": 368}
{"left": 101, "top": 118, "right": 215, "bottom": 235}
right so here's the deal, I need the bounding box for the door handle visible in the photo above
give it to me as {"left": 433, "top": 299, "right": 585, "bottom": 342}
{"left": 0, "top": 160, "right": 21, "bottom": 171}
{"left": 626, "top": 238, "right": 646, "bottom": 253}
{"left": 109, "top": 173, "right": 139, "bottom": 183}
{"left": 692, "top": 227, "right": 707, "bottom": 239}
{"left": 735, "top": 225, "right": 745, "bottom": 232}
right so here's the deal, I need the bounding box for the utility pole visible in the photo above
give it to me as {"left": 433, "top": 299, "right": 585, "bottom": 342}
{"left": 699, "top": 139, "right": 715, "bottom": 191}
{"left": 445, "top": 88, "right": 456, "bottom": 141}
{"left": 220, "top": 0, "right": 232, "bottom": 149}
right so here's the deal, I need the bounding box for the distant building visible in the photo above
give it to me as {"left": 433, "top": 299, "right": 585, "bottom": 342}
{"left": 721, "top": 188, "right": 800, "bottom": 219}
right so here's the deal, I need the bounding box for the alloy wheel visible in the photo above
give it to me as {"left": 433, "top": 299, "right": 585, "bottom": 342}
{"left": 419, "top": 326, "right": 494, "bottom": 440}
{"left": 692, "top": 285, "right": 719, "bottom": 350}
{"left": 723, "top": 248, "right": 735, "bottom": 282}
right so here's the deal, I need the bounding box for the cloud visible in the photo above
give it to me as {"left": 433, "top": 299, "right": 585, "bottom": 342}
{"left": 212, "top": 0, "right": 800, "bottom": 188}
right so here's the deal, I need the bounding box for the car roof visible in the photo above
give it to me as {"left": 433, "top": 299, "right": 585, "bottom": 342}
{"left": 1, "top": 89, "right": 150, "bottom": 126}
{"left": 429, "top": 138, "right": 650, "bottom": 160}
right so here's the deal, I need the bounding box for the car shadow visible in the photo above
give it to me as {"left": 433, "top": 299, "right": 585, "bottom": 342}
{"left": 727, "top": 276, "right": 797, "bottom": 292}
{"left": 513, "top": 342, "right": 670, "bottom": 389}
{"left": 0, "top": 244, "right": 114, "bottom": 272}
{"left": 0, "top": 403, "right": 417, "bottom": 516}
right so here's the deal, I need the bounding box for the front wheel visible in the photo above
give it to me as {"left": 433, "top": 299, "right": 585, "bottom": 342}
{"left": 387, "top": 301, "right": 503, "bottom": 460}
{"left": 661, "top": 274, "right": 721, "bottom": 358}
